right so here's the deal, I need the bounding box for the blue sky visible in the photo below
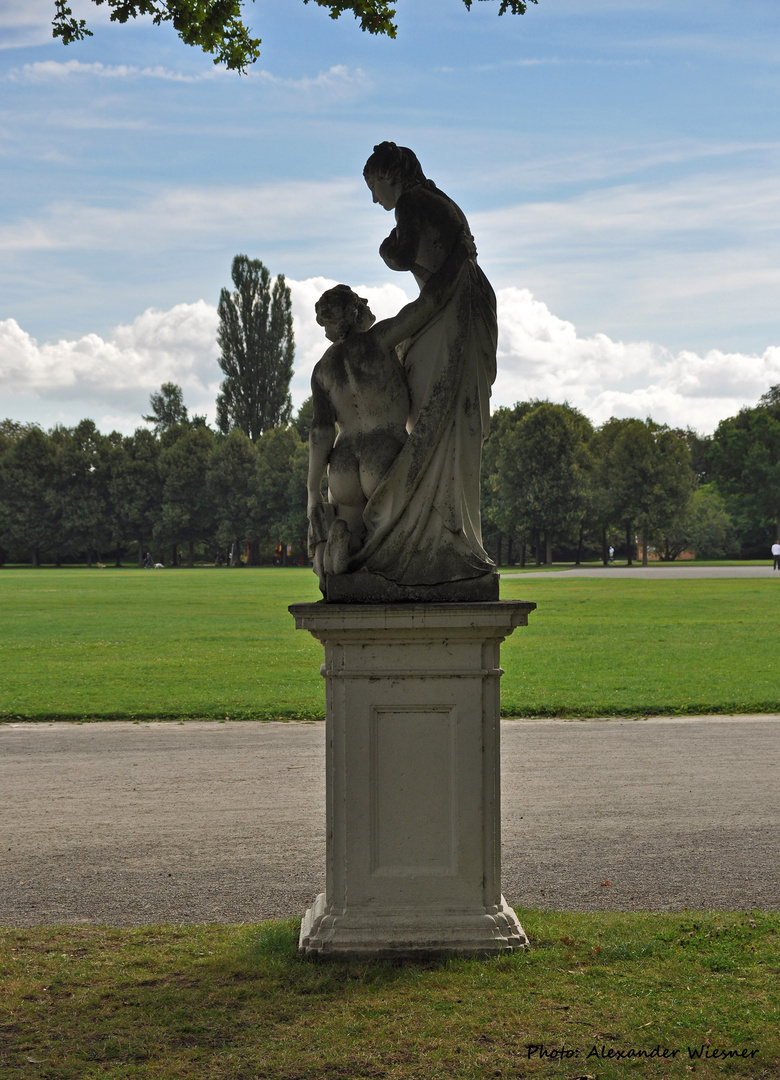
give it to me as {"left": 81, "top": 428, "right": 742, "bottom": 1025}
{"left": 2, "top": 0, "right": 780, "bottom": 434}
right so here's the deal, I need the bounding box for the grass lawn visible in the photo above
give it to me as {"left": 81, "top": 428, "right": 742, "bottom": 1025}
{"left": 1, "top": 911, "right": 778, "bottom": 1079}
{"left": 0, "top": 567, "right": 777, "bottom": 720}
{"left": 2, "top": 570, "right": 778, "bottom": 1077}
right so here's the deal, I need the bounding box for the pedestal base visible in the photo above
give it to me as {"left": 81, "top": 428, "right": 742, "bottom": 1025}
{"left": 290, "top": 601, "right": 535, "bottom": 960}
{"left": 299, "top": 891, "right": 528, "bottom": 959}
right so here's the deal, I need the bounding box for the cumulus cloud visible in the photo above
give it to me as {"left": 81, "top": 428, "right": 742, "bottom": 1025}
{"left": 0, "top": 302, "right": 222, "bottom": 433}
{"left": 494, "top": 287, "right": 780, "bottom": 431}
{"left": 3, "top": 285, "right": 778, "bottom": 436}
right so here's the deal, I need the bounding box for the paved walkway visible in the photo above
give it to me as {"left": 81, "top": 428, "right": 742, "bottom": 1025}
{"left": 2, "top": 716, "right": 778, "bottom": 926}
{"left": 502, "top": 565, "right": 778, "bottom": 579}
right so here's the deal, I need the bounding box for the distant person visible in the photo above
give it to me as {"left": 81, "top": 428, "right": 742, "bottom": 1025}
{"left": 772, "top": 540, "right": 780, "bottom": 571}
{"left": 143, "top": 551, "right": 152, "bottom": 569}
{"left": 608, "top": 545, "right": 614, "bottom": 562}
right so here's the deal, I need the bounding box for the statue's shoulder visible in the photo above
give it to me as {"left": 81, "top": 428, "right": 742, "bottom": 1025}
{"left": 312, "top": 343, "right": 341, "bottom": 386}
{"left": 396, "top": 184, "right": 435, "bottom": 215}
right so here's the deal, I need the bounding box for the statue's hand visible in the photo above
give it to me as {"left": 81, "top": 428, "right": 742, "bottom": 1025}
{"left": 307, "top": 501, "right": 336, "bottom": 547}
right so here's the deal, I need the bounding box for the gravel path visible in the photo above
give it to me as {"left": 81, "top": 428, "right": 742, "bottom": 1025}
{"left": 502, "top": 565, "right": 779, "bottom": 579}
{"left": 2, "top": 716, "right": 778, "bottom": 926}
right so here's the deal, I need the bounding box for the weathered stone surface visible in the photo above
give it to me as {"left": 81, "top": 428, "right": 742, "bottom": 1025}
{"left": 324, "top": 569, "right": 499, "bottom": 604}
{"left": 307, "top": 143, "right": 498, "bottom": 601}
{"left": 290, "top": 600, "right": 535, "bottom": 958}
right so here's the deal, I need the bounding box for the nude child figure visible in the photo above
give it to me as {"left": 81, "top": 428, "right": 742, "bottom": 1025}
{"left": 307, "top": 235, "right": 470, "bottom": 590}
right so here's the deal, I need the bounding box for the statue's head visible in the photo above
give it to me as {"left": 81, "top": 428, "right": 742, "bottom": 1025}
{"left": 315, "top": 285, "right": 376, "bottom": 342}
{"left": 363, "top": 141, "right": 425, "bottom": 210}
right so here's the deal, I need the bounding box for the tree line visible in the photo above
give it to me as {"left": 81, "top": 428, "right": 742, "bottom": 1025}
{"left": 0, "top": 255, "right": 305, "bottom": 569}
{"left": 481, "top": 388, "right": 780, "bottom": 566}
{"left": 2, "top": 250, "right": 779, "bottom": 567}
{"left": 0, "top": 395, "right": 311, "bottom": 568}
{"left": 3, "top": 385, "right": 779, "bottom": 568}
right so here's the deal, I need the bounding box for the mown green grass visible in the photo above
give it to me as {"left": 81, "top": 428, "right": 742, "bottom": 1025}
{"left": 1, "top": 911, "right": 777, "bottom": 1079}
{"left": 1, "top": 568, "right": 778, "bottom": 720}
{"left": 499, "top": 574, "right": 780, "bottom": 717}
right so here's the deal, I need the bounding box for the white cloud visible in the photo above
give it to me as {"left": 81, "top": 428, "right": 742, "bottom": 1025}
{"left": 5, "top": 60, "right": 225, "bottom": 83}
{"left": 493, "top": 287, "right": 780, "bottom": 432}
{"left": 0, "top": 0, "right": 115, "bottom": 48}
{"left": 0, "top": 302, "right": 222, "bottom": 434}
{"left": 0, "top": 280, "right": 411, "bottom": 434}
{"left": 476, "top": 167, "right": 780, "bottom": 260}
{"left": 0, "top": 0, "right": 52, "bottom": 48}
{"left": 252, "top": 64, "right": 370, "bottom": 92}
{"left": 0, "top": 179, "right": 368, "bottom": 256}
{"left": 4, "top": 284, "right": 779, "bottom": 437}
{"left": 472, "top": 159, "right": 780, "bottom": 349}
{"left": 5, "top": 58, "right": 369, "bottom": 90}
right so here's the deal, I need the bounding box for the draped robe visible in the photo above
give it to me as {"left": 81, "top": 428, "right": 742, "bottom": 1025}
{"left": 349, "top": 183, "right": 497, "bottom": 586}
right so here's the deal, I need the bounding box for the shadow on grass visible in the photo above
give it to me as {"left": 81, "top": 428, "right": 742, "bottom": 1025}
{"left": 2, "top": 911, "right": 778, "bottom": 1079}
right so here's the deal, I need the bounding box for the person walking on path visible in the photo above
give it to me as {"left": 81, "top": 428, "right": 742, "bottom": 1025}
{"left": 772, "top": 540, "right": 780, "bottom": 570}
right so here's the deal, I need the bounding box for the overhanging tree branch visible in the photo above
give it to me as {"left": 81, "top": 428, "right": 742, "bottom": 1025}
{"left": 53, "top": 0, "right": 537, "bottom": 72}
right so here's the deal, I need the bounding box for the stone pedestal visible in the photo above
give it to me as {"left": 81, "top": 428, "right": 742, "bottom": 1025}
{"left": 289, "top": 600, "right": 535, "bottom": 959}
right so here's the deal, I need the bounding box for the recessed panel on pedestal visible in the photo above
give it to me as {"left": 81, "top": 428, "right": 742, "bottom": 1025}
{"left": 370, "top": 706, "right": 456, "bottom": 877}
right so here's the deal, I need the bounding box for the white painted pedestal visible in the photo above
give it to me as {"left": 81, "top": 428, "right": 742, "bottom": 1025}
{"left": 289, "top": 601, "right": 535, "bottom": 958}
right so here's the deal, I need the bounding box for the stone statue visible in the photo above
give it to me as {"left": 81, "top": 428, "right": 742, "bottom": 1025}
{"left": 307, "top": 239, "right": 469, "bottom": 591}
{"left": 308, "top": 142, "right": 498, "bottom": 601}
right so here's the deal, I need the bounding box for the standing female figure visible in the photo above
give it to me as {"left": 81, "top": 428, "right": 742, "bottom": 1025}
{"left": 352, "top": 141, "right": 497, "bottom": 590}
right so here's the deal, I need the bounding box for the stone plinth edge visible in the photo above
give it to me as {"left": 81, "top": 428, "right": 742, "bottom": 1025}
{"left": 299, "top": 892, "right": 528, "bottom": 959}
{"left": 288, "top": 599, "right": 536, "bottom": 636}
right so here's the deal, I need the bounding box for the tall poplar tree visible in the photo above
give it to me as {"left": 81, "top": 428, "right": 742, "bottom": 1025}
{"left": 216, "top": 255, "right": 294, "bottom": 442}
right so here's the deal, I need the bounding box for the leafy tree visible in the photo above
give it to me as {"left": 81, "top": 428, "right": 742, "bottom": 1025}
{"left": 206, "top": 427, "right": 261, "bottom": 563}
{"left": 709, "top": 395, "right": 780, "bottom": 550}
{"left": 216, "top": 256, "right": 294, "bottom": 442}
{"left": 0, "top": 426, "right": 59, "bottom": 566}
{"left": 481, "top": 404, "right": 530, "bottom": 565}
{"left": 647, "top": 484, "right": 737, "bottom": 562}
{"left": 639, "top": 424, "right": 694, "bottom": 563}
{"left": 49, "top": 421, "right": 117, "bottom": 566}
{"left": 143, "top": 382, "right": 189, "bottom": 436}
{"left": 592, "top": 418, "right": 649, "bottom": 565}
{"left": 110, "top": 428, "right": 164, "bottom": 565}
{"left": 683, "top": 485, "right": 738, "bottom": 561}
{"left": 490, "top": 401, "right": 593, "bottom": 566}
{"left": 594, "top": 418, "right": 693, "bottom": 565}
{"left": 156, "top": 424, "right": 216, "bottom": 565}
{"left": 255, "top": 426, "right": 308, "bottom": 563}
{"left": 293, "top": 396, "right": 314, "bottom": 443}
{"left": 53, "top": 0, "right": 537, "bottom": 72}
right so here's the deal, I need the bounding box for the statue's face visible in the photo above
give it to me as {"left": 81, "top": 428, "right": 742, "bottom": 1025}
{"left": 366, "top": 173, "right": 402, "bottom": 211}
{"left": 321, "top": 316, "right": 347, "bottom": 343}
